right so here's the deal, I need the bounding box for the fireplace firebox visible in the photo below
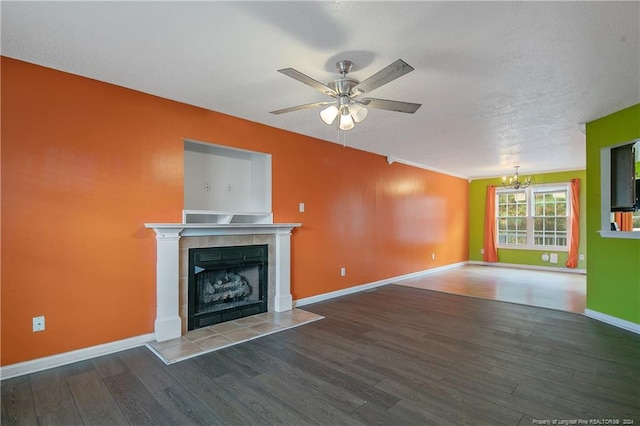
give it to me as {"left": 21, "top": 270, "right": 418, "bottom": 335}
{"left": 188, "top": 245, "right": 268, "bottom": 330}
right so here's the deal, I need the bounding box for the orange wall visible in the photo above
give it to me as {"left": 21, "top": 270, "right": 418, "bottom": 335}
{"left": 1, "top": 57, "right": 469, "bottom": 366}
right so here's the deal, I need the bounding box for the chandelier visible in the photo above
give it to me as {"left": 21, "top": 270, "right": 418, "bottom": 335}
{"left": 502, "top": 165, "right": 531, "bottom": 190}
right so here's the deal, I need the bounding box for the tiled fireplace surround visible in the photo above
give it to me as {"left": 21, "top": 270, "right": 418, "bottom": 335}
{"left": 145, "top": 223, "right": 301, "bottom": 342}
{"left": 178, "top": 234, "right": 275, "bottom": 335}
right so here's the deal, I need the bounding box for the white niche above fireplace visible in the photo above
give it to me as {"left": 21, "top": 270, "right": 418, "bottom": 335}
{"left": 184, "top": 139, "right": 272, "bottom": 224}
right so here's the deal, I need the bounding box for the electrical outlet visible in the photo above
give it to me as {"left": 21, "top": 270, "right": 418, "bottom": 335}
{"left": 33, "top": 316, "right": 45, "bottom": 332}
{"left": 340, "top": 267, "right": 346, "bottom": 276}
{"left": 579, "top": 254, "right": 585, "bottom": 261}
{"left": 299, "top": 202, "right": 305, "bottom": 213}
{"left": 480, "top": 248, "right": 484, "bottom": 254}
{"left": 431, "top": 253, "right": 436, "bottom": 260}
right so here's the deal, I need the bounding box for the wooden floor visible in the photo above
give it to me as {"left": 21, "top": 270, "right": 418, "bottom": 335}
{"left": 397, "top": 265, "right": 586, "bottom": 313}
{"left": 2, "top": 285, "right": 639, "bottom": 425}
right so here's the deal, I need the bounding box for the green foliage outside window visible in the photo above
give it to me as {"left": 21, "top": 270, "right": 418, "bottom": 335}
{"left": 497, "top": 186, "right": 570, "bottom": 248}
{"left": 497, "top": 192, "right": 528, "bottom": 245}
{"left": 533, "top": 190, "right": 568, "bottom": 247}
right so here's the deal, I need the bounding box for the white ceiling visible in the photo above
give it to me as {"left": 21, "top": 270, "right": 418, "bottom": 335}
{"left": 2, "top": 1, "right": 639, "bottom": 179}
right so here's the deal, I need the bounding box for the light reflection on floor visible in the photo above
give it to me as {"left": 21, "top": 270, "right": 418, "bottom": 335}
{"left": 396, "top": 265, "right": 586, "bottom": 313}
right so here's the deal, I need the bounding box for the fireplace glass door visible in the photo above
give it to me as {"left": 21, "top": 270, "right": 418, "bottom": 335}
{"left": 188, "top": 245, "right": 268, "bottom": 330}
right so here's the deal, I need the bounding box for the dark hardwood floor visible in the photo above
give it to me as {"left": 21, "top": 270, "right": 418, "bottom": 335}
{"left": 3, "top": 285, "right": 639, "bottom": 425}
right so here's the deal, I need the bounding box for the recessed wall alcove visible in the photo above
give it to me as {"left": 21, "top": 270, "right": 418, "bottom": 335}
{"left": 183, "top": 139, "right": 273, "bottom": 224}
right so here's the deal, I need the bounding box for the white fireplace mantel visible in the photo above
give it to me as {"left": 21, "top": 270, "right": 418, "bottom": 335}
{"left": 145, "top": 222, "right": 301, "bottom": 342}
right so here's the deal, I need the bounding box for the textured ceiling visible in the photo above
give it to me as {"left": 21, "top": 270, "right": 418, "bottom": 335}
{"left": 2, "top": 1, "right": 639, "bottom": 178}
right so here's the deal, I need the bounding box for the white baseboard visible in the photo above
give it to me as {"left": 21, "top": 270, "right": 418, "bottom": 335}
{"left": 294, "top": 262, "right": 467, "bottom": 307}
{"left": 0, "top": 333, "right": 155, "bottom": 381}
{"left": 467, "top": 260, "right": 586, "bottom": 275}
{"left": 1, "top": 263, "right": 467, "bottom": 380}
{"left": 1, "top": 259, "right": 605, "bottom": 380}
{"left": 584, "top": 309, "right": 640, "bottom": 335}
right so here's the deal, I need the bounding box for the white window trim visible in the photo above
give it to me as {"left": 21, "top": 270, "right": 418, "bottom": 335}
{"left": 496, "top": 183, "right": 572, "bottom": 252}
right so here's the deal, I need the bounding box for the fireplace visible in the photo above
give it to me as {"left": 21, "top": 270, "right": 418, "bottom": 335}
{"left": 188, "top": 245, "right": 268, "bottom": 330}
{"left": 144, "top": 222, "right": 300, "bottom": 342}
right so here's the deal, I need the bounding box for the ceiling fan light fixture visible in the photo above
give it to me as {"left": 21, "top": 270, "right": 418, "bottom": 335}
{"left": 320, "top": 105, "right": 339, "bottom": 125}
{"left": 349, "top": 103, "right": 368, "bottom": 123}
{"left": 339, "top": 109, "right": 355, "bottom": 131}
{"left": 272, "top": 59, "right": 421, "bottom": 131}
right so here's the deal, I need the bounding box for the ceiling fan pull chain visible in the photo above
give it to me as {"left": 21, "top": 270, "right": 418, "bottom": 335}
{"left": 336, "top": 126, "right": 345, "bottom": 147}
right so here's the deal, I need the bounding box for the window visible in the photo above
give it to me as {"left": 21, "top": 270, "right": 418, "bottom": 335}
{"left": 497, "top": 191, "right": 528, "bottom": 245}
{"left": 496, "top": 184, "right": 570, "bottom": 250}
{"left": 533, "top": 189, "right": 568, "bottom": 247}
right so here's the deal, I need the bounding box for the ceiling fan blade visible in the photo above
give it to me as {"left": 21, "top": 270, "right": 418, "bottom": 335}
{"left": 278, "top": 68, "right": 337, "bottom": 97}
{"left": 360, "top": 98, "right": 422, "bottom": 114}
{"left": 352, "top": 59, "right": 414, "bottom": 95}
{"left": 270, "top": 101, "right": 334, "bottom": 115}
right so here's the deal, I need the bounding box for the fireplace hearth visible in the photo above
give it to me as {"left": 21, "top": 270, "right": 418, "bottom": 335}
{"left": 188, "top": 245, "right": 268, "bottom": 330}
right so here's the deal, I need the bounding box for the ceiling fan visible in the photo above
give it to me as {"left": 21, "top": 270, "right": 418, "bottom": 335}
{"left": 270, "top": 59, "right": 421, "bottom": 131}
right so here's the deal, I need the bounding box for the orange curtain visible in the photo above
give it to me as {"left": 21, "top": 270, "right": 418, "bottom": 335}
{"left": 565, "top": 178, "right": 580, "bottom": 268}
{"left": 614, "top": 211, "right": 633, "bottom": 232}
{"left": 483, "top": 185, "right": 499, "bottom": 262}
